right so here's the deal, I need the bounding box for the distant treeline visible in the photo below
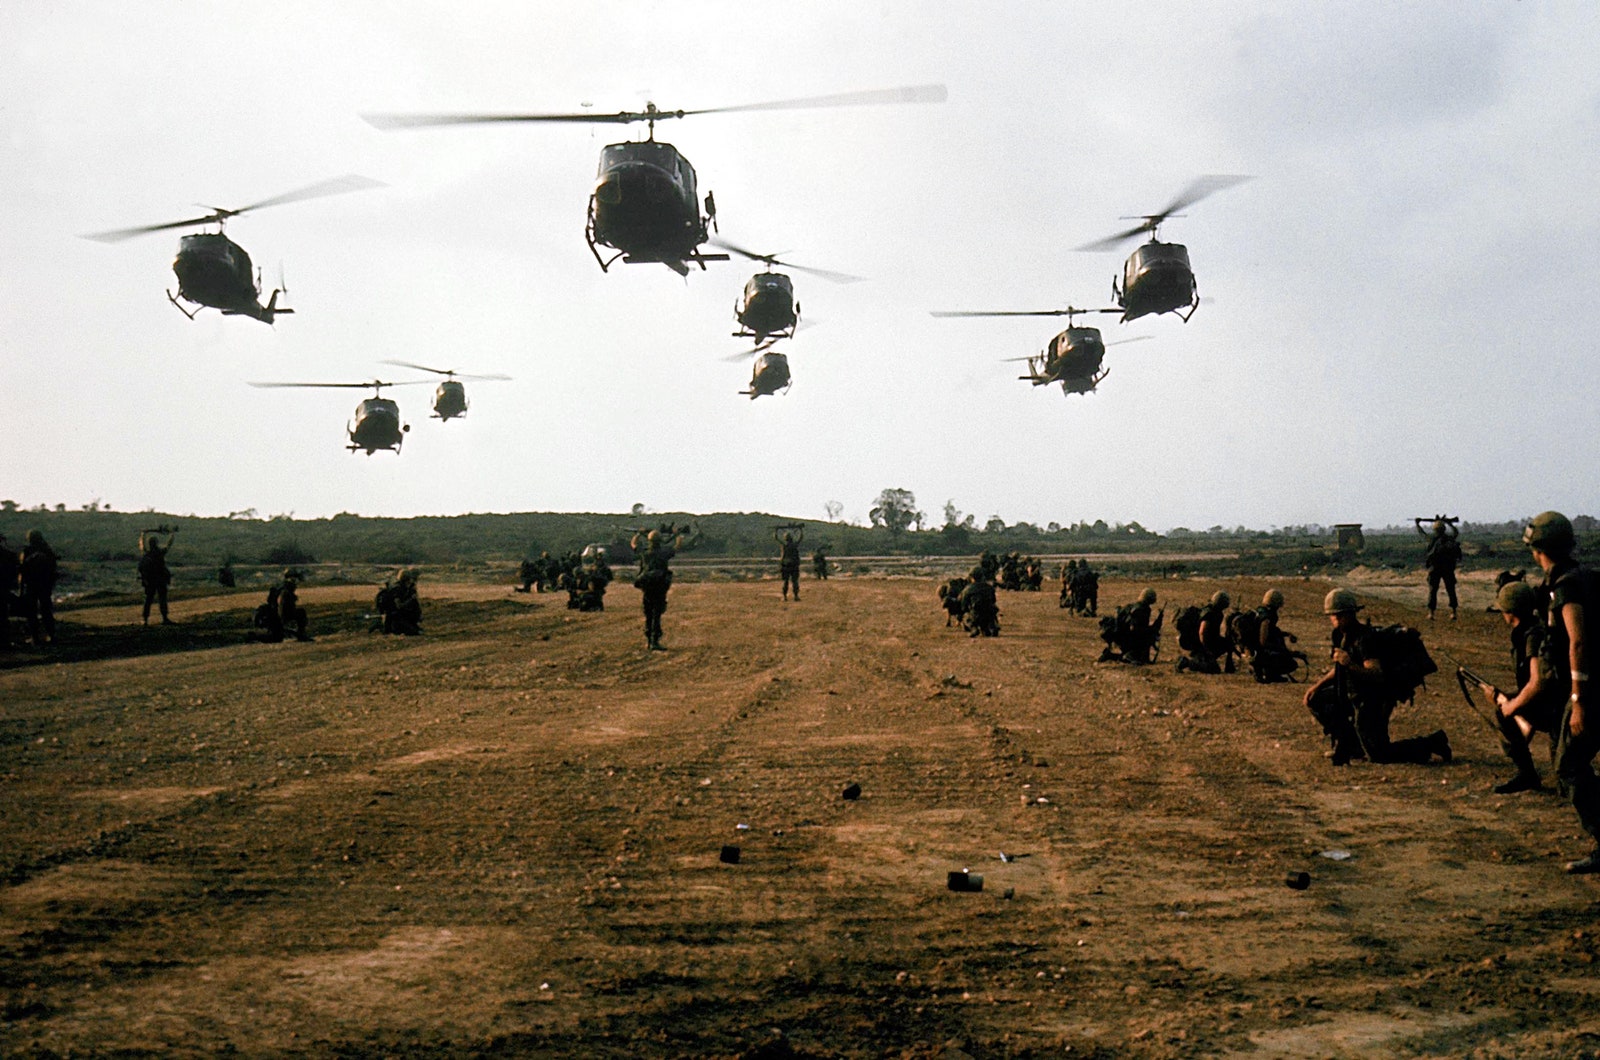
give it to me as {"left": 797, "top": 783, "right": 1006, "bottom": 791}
{"left": 2, "top": 507, "right": 1586, "bottom": 573}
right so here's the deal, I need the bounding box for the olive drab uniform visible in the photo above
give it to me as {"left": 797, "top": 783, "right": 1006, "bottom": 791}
{"left": 1545, "top": 560, "right": 1600, "bottom": 857}
{"left": 0, "top": 537, "right": 19, "bottom": 648}
{"left": 633, "top": 536, "right": 676, "bottom": 650}
{"left": 138, "top": 534, "right": 175, "bottom": 625}
{"left": 19, "top": 532, "right": 58, "bottom": 646}
{"left": 1252, "top": 604, "right": 1304, "bottom": 683}
{"left": 279, "top": 574, "right": 310, "bottom": 641}
{"left": 777, "top": 529, "right": 803, "bottom": 601}
{"left": 378, "top": 573, "right": 422, "bottom": 635}
{"left": 812, "top": 549, "right": 829, "bottom": 581}
{"left": 959, "top": 572, "right": 1000, "bottom": 637}
{"left": 1420, "top": 521, "right": 1462, "bottom": 619}
{"left": 1307, "top": 620, "right": 1448, "bottom": 765}
{"left": 1495, "top": 612, "right": 1563, "bottom": 791}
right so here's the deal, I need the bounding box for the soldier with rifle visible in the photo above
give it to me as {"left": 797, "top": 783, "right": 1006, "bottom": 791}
{"left": 1302, "top": 588, "right": 1450, "bottom": 766}
{"left": 774, "top": 524, "right": 804, "bottom": 601}
{"left": 138, "top": 525, "right": 178, "bottom": 626}
{"left": 631, "top": 524, "right": 697, "bottom": 651}
{"left": 1456, "top": 582, "right": 1565, "bottom": 793}
{"left": 1415, "top": 515, "right": 1462, "bottom": 621}
{"left": 1524, "top": 511, "right": 1600, "bottom": 874}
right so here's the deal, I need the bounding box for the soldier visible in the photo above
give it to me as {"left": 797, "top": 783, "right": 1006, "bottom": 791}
{"left": 0, "top": 533, "right": 19, "bottom": 649}
{"left": 938, "top": 573, "right": 969, "bottom": 628}
{"left": 535, "top": 551, "right": 555, "bottom": 592}
{"left": 959, "top": 565, "right": 1000, "bottom": 637}
{"left": 1075, "top": 562, "right": 1099, "bottom": 616}
{"left": 632, "top": 528, "right": 684, "bottom": 650}
{"left": 381, "top": 569, "right": 423, "bottom": 635}
{"left": 19, "top": 530, "right": 58, "bottom": 646}
{"left": 138, "top": 528, "right": 177, "bottom": 625}
{"left": 217, "top": 562, "right": 236, "bottom": 588}
{"left": 775, "top": 527, "right": 804, "bottom": 601}
{"left": 1523, "top": 511, "right": 1600, "bottom": 873}
{"left": 1478, "top": 581, "right": 1563, "bottom": 793}
{"left": 812, "top": 547, "right": 830, "bottom": 581}
{"left": 279, "top": 570, "right": 311, "bottom": 641}
{"left": 1099, "top": 588, "right": 1161, "bottom": 664}
{"left": 999, "top": 551, "right": 1022, "bottom": 591}
{"left": 1416, "top": 517, "right": 1462, "bottom": 621}
{"left": 1059, "top": 559, "right": 1078, "bottom": 609}
{"left": 1251, "top": 589, "right": 1305, "bottom": 684}
{"left": 1302, "top": 588, "right": 1450, "bottom": 766}
{"left": 1177, "top": 591, "right": 1234, "bottom": 674}
{"left": 515, "top": 558, "right": 537, "bottom": 593}
{"left": 255, "top": 586, "right": 286, "bottom": 642}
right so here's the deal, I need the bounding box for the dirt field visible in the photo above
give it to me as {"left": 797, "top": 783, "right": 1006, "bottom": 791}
{"left": 4, "top": 573, "right": 1600, "bottom": 1058}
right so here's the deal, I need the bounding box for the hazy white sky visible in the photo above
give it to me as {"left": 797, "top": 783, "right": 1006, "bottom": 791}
{"left": 3, "top": 1, "right": 1597, "bottom": 531}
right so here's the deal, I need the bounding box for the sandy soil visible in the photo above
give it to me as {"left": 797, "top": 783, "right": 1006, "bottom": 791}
{"left": 4, "top": 573, "right": 1600, "bottom": 1058}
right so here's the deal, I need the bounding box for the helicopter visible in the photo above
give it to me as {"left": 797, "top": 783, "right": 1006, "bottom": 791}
{"left": 379, "top": 360, "right": 512, "bottom": 421}
{"left": 362, "top": 85, "right": 945, "bottom": 277}
{"left": 711, "top": 238, "right": 863, "bottom": 344}
{"left": 83, "top": 175, "right": 384, "bottom": 323}
{"left": 1074, "top": 175, "right": 1251, "bottom": 323}
{"left": 249, "top": 379, "right": 422, "bottom": 454}
{"left": 930, "top": 305, "right": 1150, "bottom": 396}
{"left": 723, "top": 341, "right": 792, "bottom": 399}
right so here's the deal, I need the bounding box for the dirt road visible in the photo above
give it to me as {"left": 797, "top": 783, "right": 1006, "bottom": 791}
{"left": 4, "top": 575, "right": 1599, "bottom": 1057}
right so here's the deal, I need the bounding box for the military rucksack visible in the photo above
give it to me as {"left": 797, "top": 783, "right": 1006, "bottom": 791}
{"left": 1229, "top": 608, "right": 1262, "bottom": 654}
{"left": 1365, "top": 624, "right": 1438, "bottom": 702}
{"left": 1174, "top": 605, "right": 1203, "bottom": 652}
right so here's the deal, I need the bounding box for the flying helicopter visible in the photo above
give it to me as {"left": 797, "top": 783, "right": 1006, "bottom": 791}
{"left": 711, "top": 238, "right": 863, "bottom": 344}
{"left": 930, "top": 305, "right": 1150, "bottom": 396}
{"left": 1074, "top": 175, "right": 1251, "bottom": 323}
{"left": 379, "top": 360, "right": 512, "bottom": 421}
{"left": 248, "top": 379, "right": 422, "bottom": 454}
{"left": 83, "top": 175, "right": 384, "bottom": 323}
{"left": 723, "top": 342, "right": 792, "bottom": 399}
{"left": 362, "top": 85, "right": 945, "bottom": 277}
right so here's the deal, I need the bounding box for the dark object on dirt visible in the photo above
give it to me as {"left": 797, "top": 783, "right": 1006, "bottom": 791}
{"left": 1286, "top": 871, "right": 1311, "bottom": 890}
{"left": 947, "top": 870, "right": 983, "bottom": 892}
{"left": 841, "top": 782, "right": 861, "bottom": 801}
{"left": 720, "top": 845, "right": 741, "bottom": 865}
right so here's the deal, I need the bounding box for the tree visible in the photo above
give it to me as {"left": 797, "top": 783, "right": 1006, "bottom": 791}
{"left": 943, "top": 500, "right": 963, "bottom": 528}
{"left": 631, "top": 502, "right": 647, "bottom": 517}
{"left": 825, "top": 500, "right": 844, "bottom": 522}
{"left": 869, "top": 488, "right": 922, "bottom": 537}
{"left": 985, "top": 516, "right": 1006, "bottom": 534}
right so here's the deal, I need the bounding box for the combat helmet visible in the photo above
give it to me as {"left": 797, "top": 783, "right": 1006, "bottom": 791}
{"left": 1523, "top": 511, "right": 1575, "bottom": 555}
{"left": 1496, "top": 581, "right": 1538, "bottom": 617}
{"left": 1323, "top": 588, "right": 1362, "bottom": 614}
{"left": 1262, "top": 589, "right": 1285, "bottom": 608}
{"left": 1209, "top": 590, "right": 1231, "bottom": 609}
{"left": 1139, "top": 588, "right": 1157, "bottom": 605}
{"left": 1432, "top": 519, "right": 1448, "bottom": 536}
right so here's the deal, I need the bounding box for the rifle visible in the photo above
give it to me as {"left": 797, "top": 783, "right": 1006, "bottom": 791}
{"left": 1440, "top": 651, "right": 1504, "bottom": 734}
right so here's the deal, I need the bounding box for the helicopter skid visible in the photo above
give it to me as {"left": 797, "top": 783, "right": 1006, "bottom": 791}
{"left": 165, "top": 290, "right": 200, "bottom": 320}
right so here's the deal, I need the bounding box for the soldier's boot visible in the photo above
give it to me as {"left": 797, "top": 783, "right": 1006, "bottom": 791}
{"left": 1493, "top": 716, "right": 1543, "bottom": 791}
{"left": 1429, "top": 730, "right": 1452, "bottom": 764}
{"left": 1427, "top": 609, "right": 1436, "bottom": 622}
{"left": 1449, "top": 607, "right": 1458, "bottom": 621}
{"left": 1565, "top": 849, "right": 1600, "bottom": 874}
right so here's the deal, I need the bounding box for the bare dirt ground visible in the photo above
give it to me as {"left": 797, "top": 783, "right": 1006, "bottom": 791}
{"left": 4, "top": 572, "right": 1600, "bottom": 1058}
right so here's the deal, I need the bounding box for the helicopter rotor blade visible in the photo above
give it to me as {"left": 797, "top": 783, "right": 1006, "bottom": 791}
{"left": 722, "top": 339, "right": 779, "bottom": 362}
{"left": 711, "top": 238, "right": 865, "bottom": 283}
{"left": 233, "top": 174, "right": 387, "bottom": 215}
{"left": 380, "top": 358, "right": 453, "bottom": 376}
{"left": 248, "top": 379, "right": 427, "bottom": 389}
{"left": 931, "top": 305, "right": 1117, "bottom": 318}
{"left": 363, "top": 84, "right": 945, "bottom": 130}
{"left": 683, "top": 84, "right": 947, "bottom": 117}
{"left": 82, "top": 214, "right": 230, "bottom": 243}
{"left": 81, "top": 175, "right": 384, "bottom": 243}
{"left": 1074, "top": 174, "right": 1252, "bottom": 252}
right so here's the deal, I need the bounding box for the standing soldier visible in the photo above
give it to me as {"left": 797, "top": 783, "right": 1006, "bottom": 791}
{"left": 1523, "top": 511, "right": 1600, "bottom": 873}
{"left": 1416, "top": 517, "right": 1462, "bottom": 621}
{"left": 19, "top": 530, "right": 58, "bottom": 646}
{"left": 632, "top": 527, "right": 691, "bottom": 650}
{"left": 138, "top": 528, "right": 177, "bottom": 626}
{"left": 1302, "top": 588, "right": 1450, "bottom": 766}
{"left": 775, "top": 527, "right": 804, "bottom": 601}
{"left": 812, "top": 547, "right": 830, "bottom": 581}
{"left": 1059, "top": 559, "right": 1078, "bottom": 609}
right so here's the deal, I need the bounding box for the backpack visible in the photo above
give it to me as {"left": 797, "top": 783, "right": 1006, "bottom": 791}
{"left": 1229, "top": 608, "right": 1262, "bottom": 654}
{"left": 1174, "top": 605, "right": 1203, "bottom": 652}
{"left": 1365, "top": 624, "right": 1438, "bottom": 702}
